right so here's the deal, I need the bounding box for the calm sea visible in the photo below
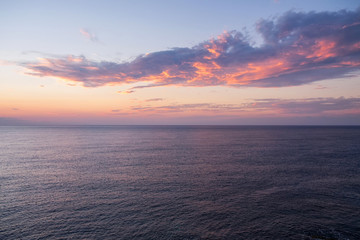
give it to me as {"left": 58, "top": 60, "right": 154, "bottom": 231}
{"left": 1, "top": 126, "right": 359, "bottom": 239}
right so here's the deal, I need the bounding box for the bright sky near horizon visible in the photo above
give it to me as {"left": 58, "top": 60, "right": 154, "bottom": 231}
{"left": 1, "top": 0, "right": 360, "bottom": 125}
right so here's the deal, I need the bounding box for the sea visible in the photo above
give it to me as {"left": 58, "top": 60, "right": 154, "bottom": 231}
{"left": 0, "top": 126, "right": 359, "bottom": 240}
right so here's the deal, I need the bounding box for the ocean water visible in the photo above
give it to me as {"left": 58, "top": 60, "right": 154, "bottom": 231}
{"left": 0, "top": 126, "right": 359, "bottom": 240}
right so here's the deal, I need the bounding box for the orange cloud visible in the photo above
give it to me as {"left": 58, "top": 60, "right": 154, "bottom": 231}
{"left": 23, "top": 9, "right": 360, "bottom": 88}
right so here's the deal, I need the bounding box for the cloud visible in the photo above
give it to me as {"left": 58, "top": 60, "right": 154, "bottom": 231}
{"left": 23, "top": 9, "right": 360, "bottom": 88}
{"left": 145, "top": 98, "right": 164, "bottom": 102}
{"left": 315, "top": 85, "right": 327, "bottom": 90}
{"left": 125, "top": 97, "right": 360, "bottom": 115}
{"left": 80, "top": 28, "right": 98, "bottom": 42}
{"left": 117, "top": 90, "right": 135, "bottom": 94}
{"left": 251, "top": 97, "right": 360, "bottom": 114}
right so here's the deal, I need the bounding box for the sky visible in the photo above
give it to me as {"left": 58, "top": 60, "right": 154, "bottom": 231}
{"left": 1, "top": 0, "right": 359, "bottom": 125}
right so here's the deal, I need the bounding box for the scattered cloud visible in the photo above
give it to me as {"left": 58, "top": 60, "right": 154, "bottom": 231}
{"left": 315, "top": 85, "right": 328, "bottom": 90}
{"left": 251, "top": 97, "right": 360, "bottom": 114}
{"left": 80, "top": 28, "right": 98, "bottom": 42}
{"left": 123, "top": 97, "right": 360, "bottom": 116}
{"left": 145, "top": 98, "right": 164, "bottom": 102}
{"left": 117, "top": 90, "right": 135, "bottom": 94}
{"left": 23, "top": 9, "right": 360, "bottom": 88}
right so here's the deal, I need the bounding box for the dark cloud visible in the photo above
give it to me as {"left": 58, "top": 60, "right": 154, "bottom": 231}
{"left": 23, "top": 8, "right": 360, "bottom": 88}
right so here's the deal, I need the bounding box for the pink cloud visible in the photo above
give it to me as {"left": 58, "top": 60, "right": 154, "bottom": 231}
{"left": 23, "top": 9, "right": 360, "bottom": 88}
{"left": 124, "top": 97, "right": 360, "bottom": 116}
{"left": 80, "top": 28, "right": 98, "bottom": 42}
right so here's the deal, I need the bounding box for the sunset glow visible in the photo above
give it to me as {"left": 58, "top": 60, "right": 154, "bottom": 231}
{"left": 1, "top": 0, "right": 359, "bottom": 125}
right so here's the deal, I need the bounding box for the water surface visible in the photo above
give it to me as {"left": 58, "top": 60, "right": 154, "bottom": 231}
{"left": 1, "top": 126, "right": 359, "bottom": 239}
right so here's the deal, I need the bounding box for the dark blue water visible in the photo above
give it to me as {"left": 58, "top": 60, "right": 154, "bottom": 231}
{"left": 1, "top": 126, "right": 359, "bottom": 239}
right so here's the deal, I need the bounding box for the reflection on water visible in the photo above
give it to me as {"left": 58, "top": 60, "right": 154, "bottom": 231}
{"left": 1, "top": 126, "right": 360, "bottom": 239}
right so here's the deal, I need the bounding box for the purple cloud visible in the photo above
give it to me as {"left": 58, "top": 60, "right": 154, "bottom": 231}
{"left": 252, "top": 97, "right": 360, "bottom": 114}
{"left": 23, "top": 8, "right": 360, "bottom": 88}
{"left": 125, "top": 97, "right": 360, "bottom": 115}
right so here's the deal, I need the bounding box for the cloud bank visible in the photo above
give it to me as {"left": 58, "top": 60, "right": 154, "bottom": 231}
{"left": 24, "top": 9, "right": 360, "bottom": 88}
{"left": 124, "top": 97, "right": 360, "bottom": 115}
